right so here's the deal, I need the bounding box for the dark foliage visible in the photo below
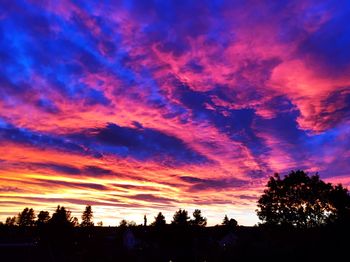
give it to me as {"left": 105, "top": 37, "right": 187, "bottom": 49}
{"left": 256, "top": 170, "right": 350, "bottom": 227}
{"left": 151, "top": 212, "right": 166, "bottom": 227}
{"left": 81, "top": 205, "right": 94, "bottom": 227}
{"left": 144, "top": 215, "right": 147, "bottom": 226}
{"left": 49, "top": 205, "right": 75, "bottom": 228}
{"left": 36, "top": 211, "right": 50, "bottom": 226}
{"left": 119, "top": 219, "right": 137, "bottom": 228}
{"left": 172, "top": 209, "right": 190, "bottom": 226}
{"left": 17, "top": 208, "right": 36, "bottom": 227}
{"left": 191, "top": 209, "right": 207, "bottom": 227}
{"left": 222, "top": 215, "right": 238, "bottom": 227}
{"left": 5, "top": 216, "right": 17, "bottom": 226}
{"left": 0, "top": 225, "right": 348, "bottom": 261}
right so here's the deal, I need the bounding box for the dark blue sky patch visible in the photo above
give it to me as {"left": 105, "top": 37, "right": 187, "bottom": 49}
{"left": 36, "top": 179, "right": 108, "bottom": 191}
{"left": 130, "top": 194, "right": 175, "bottom": 204}
{"left": 238, "top": 195, "right": 258, "bottom": 200}
{"left": 72, "top": 123, "right": 210, "bottom": 165}
{"left": 180, "top": 176, "right": 204, "bottom": 183}
{"left": 173, "top": 80, "right": 269, "bottom": 157}
{"left": 318, "top": 88, "right": 350, "bottom": 128}
{"left": 33, "top": 163, "right": 81, "bottom": 175}
{"left": 180, "top": 176, "right": 247, "bottom": 191}
{"left": 298, "top": 3, "right": 350, "bottom": 75}
{"left": 36, "top": 98, "right": 60, "bottom": 114}
{"left": 0, "top": 121, "right": 87, "bottom": 155}
{"left": 253, "top": 109, "right": 311, "bottom": 164}
{"left": 83, "top": 165, "right": 113, "bottom": 176}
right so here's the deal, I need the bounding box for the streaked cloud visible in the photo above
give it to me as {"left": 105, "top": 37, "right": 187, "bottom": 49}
{"left": 0, "top": 0, "right": 349, "bottom": 225}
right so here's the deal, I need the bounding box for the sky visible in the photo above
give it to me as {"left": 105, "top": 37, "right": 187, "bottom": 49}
{"left": 0, "top": 0, "right": 350, "bottom": 226}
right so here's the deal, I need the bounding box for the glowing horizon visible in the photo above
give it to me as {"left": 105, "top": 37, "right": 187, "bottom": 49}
{"left": 1, "top": 0, "right": 350, "bottom": 226}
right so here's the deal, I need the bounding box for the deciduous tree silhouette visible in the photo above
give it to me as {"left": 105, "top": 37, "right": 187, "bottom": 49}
{"left": 119, "top": 219, "right": 128, "bottom": 228}
{"left": 36, "top": 211, "right": 50, "bottom": 226}
{"left": 119, "top": 219, "right": 137, "bottom": 228}
{"left": 5, "top": 216, "right": 17, "bottom": 226}
{"left": 172, "top": 209, "right": 190, "bottom": 226}
{"left": 81, "top": 205, "right": 94, "bottom": 227}
{"left": 72, "top": 216, "right": 79, "bottom": 227}
{"left": 151, "top": 212, "right": 166, "bottom": 227}
{"left": 328, "top": 184, "right": 350, "bottom": 224}
{"left": 256, "top": 170, "right": 350, "bottom": 227}
{"left": 191, "top": 209, "right": 207, "bottom": 227}
{"left": 222, "top": 215, "right": 238, "bottom": 227}
{"left": 18, "top": 207, "right": 35, "bottom": 227}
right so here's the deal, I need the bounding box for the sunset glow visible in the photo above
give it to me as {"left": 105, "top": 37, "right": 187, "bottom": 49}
{"left": 1, "top": 0, "right": 350, "bottom": 225}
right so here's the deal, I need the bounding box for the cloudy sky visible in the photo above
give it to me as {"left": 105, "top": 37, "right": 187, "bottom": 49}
{"left": 0, "top": 0, "right": 350, "bottom": 225}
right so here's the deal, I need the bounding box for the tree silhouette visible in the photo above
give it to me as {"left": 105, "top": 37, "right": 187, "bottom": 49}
{"left": 17, "top": 208, "right": 35, "bottom": 226}
{"left": 49, "top": 205, "right": 74, "bottom": 227}
{"left": 119, "top": 219, "right": 128, "bottom": 227}
{"left": 81, "top": 205, "right": 94, "bottom": 227}
{"left": 191, "top": 209, "right": 207, "bottom": 227}
{"left": 97, "top": 221, "right": 103, "bottom": 226}
{"left": 36, "top": 211, "right": 50, "bottom": 226}
{"left": 119, "top": 219, "right": 137, "bottom": 227}
{"left": 151, "top": 212, "right": 166, "bottom": 227}
{"left": 72, "top": 217, "right": 79, "bottom": 227}
{"left": 222, "top": 215, "right": 238, "bottom": 227}
{"left": 172, "top": 209, "right": 190, "bottom": 226}
{"left": 144, "top": 214, "right": 147, "bottom": 226}
{"left": 256, "top": 170, "right": 350, "bottom": 227}
{"left": 328, "top": 184, "right": 350, "bottom": 224}
{"left": 5, "top": 216, "right": 17, "bottom": 226}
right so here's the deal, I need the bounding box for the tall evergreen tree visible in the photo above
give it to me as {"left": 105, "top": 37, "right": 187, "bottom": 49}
{"left": 172, "top": 209, "right": 190, "bottom": 226}
{"left": 151, "top": 212, "right": 166, "bottom": 227}
{"left": 81, "top": 205, "right": 94, "bottom": 227}
{"left": 49, "top": 205, "right": 74, "bottom": 227}
{"left": 191, "top": 209, "right": 207, "bottom": 227}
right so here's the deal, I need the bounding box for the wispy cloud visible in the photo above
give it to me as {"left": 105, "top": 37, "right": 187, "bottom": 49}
{"left": 0, "top": 0, "right": 349, "bottom": 225}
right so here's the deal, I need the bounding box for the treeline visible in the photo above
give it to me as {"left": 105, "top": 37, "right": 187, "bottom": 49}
{"left": 2, "top": 170, "right": 350, "bottom": 229}
{"left": 1, "top": 205, "right": 238, "bottom": 228}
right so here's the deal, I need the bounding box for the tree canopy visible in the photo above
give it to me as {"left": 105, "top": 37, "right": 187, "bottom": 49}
{"left": 191, "top": 209, "right": 207, "bottom": 227}
{"left": 18, "top": 208, "right": 36, "bottom": 227}
{"left": 172, "top": 209, "right": 190, "bottom": 226}
{"left": 151, "top": 212, "right": 166, "bottom": 227}
{"left": 256, "top": 170, "right": 350, "bottom": 227}
{"left": 222, "top": 215, "right": 238, "bottom": 227}
{"left": 49, "top": 205, "right": 75, "bottom": 227}
{"left": 36, "top": 211, "right": 50, "bottom": 226}
{"left": 5, "top": 216, "right": 17, "bottom": 226}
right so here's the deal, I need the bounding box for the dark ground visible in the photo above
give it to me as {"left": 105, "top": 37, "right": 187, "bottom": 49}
{"left": 0, "top": 225, "right": 348, "bottom": 261}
